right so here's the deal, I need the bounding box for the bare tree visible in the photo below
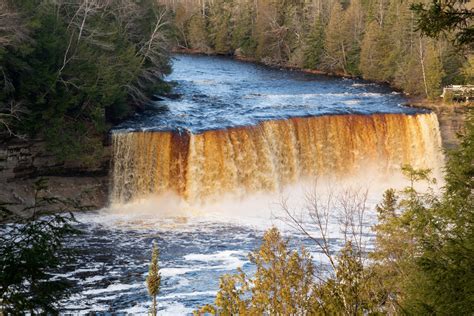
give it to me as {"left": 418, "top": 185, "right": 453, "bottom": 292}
{"left": 0, "top": 1, "right": 30, "bottom": 137}
{"left": 278, "top": 182, "right": 377, "bottom": 314}
{"left": 280, "top": 182, "right": 370, "bottom": 268}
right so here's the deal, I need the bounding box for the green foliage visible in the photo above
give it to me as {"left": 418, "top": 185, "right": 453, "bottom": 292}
{"left": 411, "top": 0, "right": 474, "bottom": 48}
{"left": 231, "top": 0, "right": 257, "bottom": 56}
{"left": 188, "top": 14, "right": 210, "bottom": 53}
{"left": 359, "top": 21, "right": 386, "bottom": 81}
{"left": 371, "top": 120, "right": 474, "bottom": 315}
{"left": 317, "top": 242, "right": 384, "bottom": 315}
{"left": 195, "top": 227, "right": 317, "bottom": 315}
{"left": 303, "top": 17, "right": 325, "bottom": 69}
{"left": 406, "top": 112, "right": 474, "bottom": 315}
{"left": 146, "top": 242, "right": 161, "bottom": 316}
{"left": 0, "top": 179, "right": 82, "bottom": 314}
{"left": 208, "top": 0, "right": 233, "bottom": 54}
{"left": 323, "top": 2, "right": 348, "bottom": 73}
{"left": 0, "top": 0, "right": 172, "bottom": 163}
{"left": 461, "top": 55, "right": 474, "bottom": 83}
{"left": 425, "top": 44, "right": 445, "bottom": 99}
{"left": 197, "top": 227, "right": 386, "bottom": 315}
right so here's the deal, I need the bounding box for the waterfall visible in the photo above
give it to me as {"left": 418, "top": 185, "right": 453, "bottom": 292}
{"left": 111, "top": 113, "right": 444, "bottom": 204}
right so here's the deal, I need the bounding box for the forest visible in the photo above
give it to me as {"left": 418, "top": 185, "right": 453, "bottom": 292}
{"left": 161, "top": 0, "right": 473, "bottom": 99}
{"left": 0, "top": 0, "right": 172, "bottom": 163}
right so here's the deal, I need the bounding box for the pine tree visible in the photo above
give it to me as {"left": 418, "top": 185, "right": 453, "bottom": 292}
{"left": 342, "top": 0, "right": 364, "bottom": 75}
{"left": 146, "top": 242, "right": 161, "bottom": 316}
{"left": 195, "top": 227, "right": 317, "bottom": 315}
{"left": 370, "top": 166, "right": 437, "bottom": 313}
{"left": 317, "top": 241, "right": 381, "bottom": 314}
{"left": 303, "top": 16, "right": 325, "bottom": 69}
{"left": 404, "top": 114, "right": 474, "bottom": 315}
{"left": 208, "top": 0, "right": 233, "bottom": 54}
{"left": 0, "top": 179, "right": 80, "bottom": 313}
{"left": 359, "top": 21, "right": 386, "bottom": 81}
{"left": 323, "top": 1, "right": 348, "bottom": 74}
{"left": 424, "top": 41, "right": 445, "bottom": 99}
{"left": 461, "top": 55, "right": 474, "bottom": 83}
{"left": 188, "top": 13, "right": 210, "bottom": 52}
{"left": 231, "top": 0, "right": 257, "bottom": 56}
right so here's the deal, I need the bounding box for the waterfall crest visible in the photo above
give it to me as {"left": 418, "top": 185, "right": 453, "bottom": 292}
{"left": 111, "top": 113, "right": 443, "bottom": 204}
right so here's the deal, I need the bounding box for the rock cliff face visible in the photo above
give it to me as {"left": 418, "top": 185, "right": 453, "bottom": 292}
{"left": 430, "top": 105, "right": 469, "bottom": 149}
{"left": 0, "top": 136, "right": 110, "bottom": 216}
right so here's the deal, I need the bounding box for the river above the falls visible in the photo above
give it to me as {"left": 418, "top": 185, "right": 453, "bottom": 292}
{"left": 115, "top": 54, "right": 424, "bottom": 133}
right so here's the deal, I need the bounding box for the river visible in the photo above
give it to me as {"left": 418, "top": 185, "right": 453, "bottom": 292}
{"left": 55, "top": 55, "right": 442, "bottom": 314}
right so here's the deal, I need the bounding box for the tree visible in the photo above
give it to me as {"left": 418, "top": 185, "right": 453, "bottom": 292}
{"left": 146, "top": 242, "right": 161, "bottom": 316}
{"left": 231, "top": 0, "right": 257, "bottom": 56}
{"left": 0, "top": 179, "right": 81, "bottom": 314}
{"left": 303, "top": 16, "right": 325, "bottom": 69}
{"left": 461, "top": 54, "right": 474, "bottom": 82}
{"left": 359, "top": 21, "right": 386, "bottom": 81}
{"left": 404, "top": 113, "right": 474, "bottom": 315}
{"left": 188, "top": 13, "right": 210, "bottom": 52}
{"left": 424, "top": 41, "right": 445, "bottom": 99}
{"left": 371, "top": 153, "right": 472, "bottom": 315}
{"left": 1, "top": 0, "right": 172, "bottom": 163}
{"left": 323, "top": 2, "right": 348, "bottom": 73}
{"left": 208, "top": 0, "right": 233, "bottom": 54}
{"left": 195, "top": 227, "right": 317, "bottom": 315}
{"left": 411, "top": 0, "right": 474, "bottom": 48}
{"left": 282, "top": 185, "right": 386, "bottom": 314}
{"left": 342, "top": 0, "right": 364, "bottom": 75}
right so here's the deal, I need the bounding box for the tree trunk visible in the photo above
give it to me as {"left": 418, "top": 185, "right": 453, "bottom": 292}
{"left": 152, "top": 295, "right": 157, "bottom": 316}
{"left": 419, "top": 37, "right": 429, "bottom": 98}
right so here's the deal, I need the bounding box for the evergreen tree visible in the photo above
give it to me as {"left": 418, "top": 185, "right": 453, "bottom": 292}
{"left": 461, "top": 55, "right": 474, "bottom": 83}
{"left": 195, "top": 227, "right": 317, "bottom": 315}
{"left": 164, "top": 0, "right": 472, "bottom": 96}
{"left": 323, "top": 1, "right": 348, "bottom": 73}
{"left": 342, "top": 0, "right": 364, "bottom": 74}
{"left": 424, "top": 41, "right": 445, "bottom": 99}
{"left": 411, "top": 0, "right": 474, "bottom": 48}
{"left": 303, "top": 16, "right": 325, "bottom": 69}
{"left": 0, "top": 0, "right": 172, "bottom": 163}
{"left": 405, "top": 113, "right": 474, "bottom": 315}
{"left": 0, "top": 179, "right": 81, "bottom": 313}
{"left": 359, "top": 21, "right": 386, "bottom": 81}
{"left": 231, "top": 0, "right": 257, "bottom": 56}
{"left": 146, "top": 242, "right": 161, "bottom": 316}
{"left": 188, "top": 13, "right": 211, "bottom": 52}
{"left": 208, "top": 0, "right": 233, "bottom": 54}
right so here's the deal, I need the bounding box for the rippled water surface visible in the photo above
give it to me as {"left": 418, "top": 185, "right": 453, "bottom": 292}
{"left": 55, "top": 199, "right": 377, "bottom": 315}
{"left": 116, "top": 54, "right": 423, "bottom": 133}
